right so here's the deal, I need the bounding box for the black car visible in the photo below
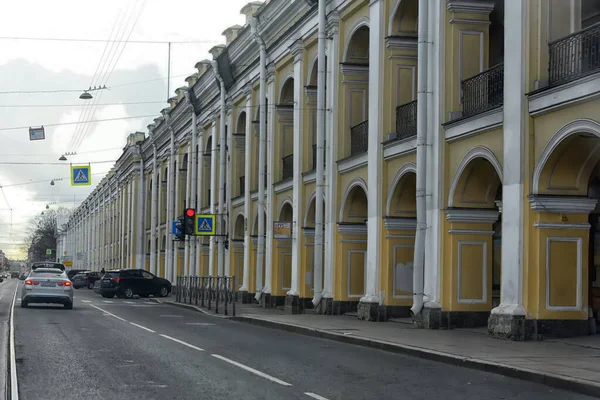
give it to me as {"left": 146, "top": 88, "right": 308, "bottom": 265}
{"left": 66, "top": 269, "right": 88, "bottom": 281}
{"left": 71, "top": 271, "right": 101, "bottom": 289}
{"left": 95, "top": 269, "right": 171, "bottom": 299}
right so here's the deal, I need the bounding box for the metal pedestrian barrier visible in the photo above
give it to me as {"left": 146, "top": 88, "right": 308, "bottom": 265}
{"left": 175, "top": 275, "right": 236, "bottom": 316}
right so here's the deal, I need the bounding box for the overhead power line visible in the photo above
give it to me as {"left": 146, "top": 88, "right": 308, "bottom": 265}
{"left": 0, "top": 35, "right": 218, "bottom": 44}
{"left": 0, "top": 160, "right": 117, "bottom": 165}
{"left": 0, "top": 101, "right": 166, "bottom": 108}
{"left": 0, "top": 114, "right": 156, "bottom": 132}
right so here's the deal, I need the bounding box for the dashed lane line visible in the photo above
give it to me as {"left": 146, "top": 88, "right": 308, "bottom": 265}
{"left": 102, "top": 300, "right": 114, "bottom": 304}
{"left": 305, "top": 393, "right": 330, "bottom": 400}
{"left": 81, "top": 300, "right": 91, "bottom": 303}
{"left": 130, "top": 322, "right": 156, "bottom": 333}
{"left": 211, "top": 354, "right": 292, "bottom": 387}
{"left": 89, "top": 304, "right": 126, "bottom": 321}
{"left": 159, "top": 334, "right": 205, "bottom": 352}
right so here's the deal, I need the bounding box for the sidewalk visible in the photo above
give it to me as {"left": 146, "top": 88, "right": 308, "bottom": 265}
{"left": 159, "top": 299, "right": 600, "bottom": 398}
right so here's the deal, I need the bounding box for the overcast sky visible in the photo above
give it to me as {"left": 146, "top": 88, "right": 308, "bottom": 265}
{"left": 0, "top": 0, "right": 250, "bottom": 258}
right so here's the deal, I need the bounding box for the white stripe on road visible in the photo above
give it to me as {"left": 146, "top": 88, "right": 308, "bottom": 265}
{"left": 305, "top": 393, "right": 330, "bottom": 400}
{"left": 129, "top": 322, "right": 156, "bottom": 333}
{"left": 185, "top": 322, "right": 216, "bottom": 326}
{"left": 9, "top": 284, "right": 19, "bottom": 400}
{"left": 159, "top": 334, "right": 204, "bottom": 352}
{"left": 90, "top": 305, "right": 126, "bottom": 321}
{"left": 81, "top": 300, "right": 91, "bottom": 303}
{"left": 125, "top": 301, "right": 135, "bottom": 304}
{"left": 102, "top": 300, "right": 114, "bottom": 304}
{"left": 159, "top": 315, "right": 182, "bottom": 318}
{"left": 211, "top": 354, "right": 292, "bottom": 387}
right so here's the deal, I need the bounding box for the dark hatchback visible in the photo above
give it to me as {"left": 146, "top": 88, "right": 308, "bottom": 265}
{"left": 72, "top": 271, "right": 102, "bottom": 289}
{"left": 94, "top": 269, "right": 171, "bottom": 299}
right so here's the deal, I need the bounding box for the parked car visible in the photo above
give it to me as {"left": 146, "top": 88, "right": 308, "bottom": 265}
{"left": 72, "top": 271, "right": 101, "bottom": 289}
{"left": 31, "top": 262, "right": 66, "bottom": 272}
{"left": 21, "top": 267, "right": 74, "bottom": 309}
{"left": 66, "top": 269, "right": 88, "bottom": 281}
{"left": 95, "top": 269, "right": 171, "bottom": 299}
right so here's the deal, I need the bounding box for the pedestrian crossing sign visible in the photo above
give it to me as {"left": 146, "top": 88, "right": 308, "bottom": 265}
{"left": 71, "top": 165, "right": 91, "bottom": 186}
{"left": 195, "top": 214, "right": 216, "bottom": 236}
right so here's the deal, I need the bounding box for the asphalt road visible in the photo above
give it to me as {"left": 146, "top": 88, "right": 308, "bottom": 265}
{"left": 0, "top": 278, "right": 18, "bottom": 395}
{"left": 12, "top": 286, "right": 596, "bottom": 400}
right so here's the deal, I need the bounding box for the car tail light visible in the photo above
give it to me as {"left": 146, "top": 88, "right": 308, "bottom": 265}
{"left": 25, "top": 280, "right": 39, "bottom": 285}
{"left": 57, "top": 281, "right": 72, "bottom": 286}
{"left": 111, "top": 277, "right": 122, "bottom": 282}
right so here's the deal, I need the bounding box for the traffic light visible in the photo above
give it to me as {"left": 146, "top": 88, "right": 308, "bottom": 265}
{"left": 175, "top": 217, "right": 185, "bottom": 241}
{"left": 184, "top": 208, "right": 196, "bottom": 235}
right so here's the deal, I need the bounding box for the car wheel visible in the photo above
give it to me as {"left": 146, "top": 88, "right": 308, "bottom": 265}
{"left": 124, "top": 287, "right": 134, "bottom": 299}
{"left": 20, "top": 301, "right": 27, "bottom": 308}
{"left": 64, "top": 302, "right": 73, "bottom": 310}
{"left": 159, "top": 285, "right": 169, "bottom": 298}
{"left": 87, "top": 282, "right": 94, "bottom": 289}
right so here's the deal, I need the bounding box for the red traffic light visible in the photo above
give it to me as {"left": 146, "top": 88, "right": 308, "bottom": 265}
{"left": 185, "top": 208, "right": 196, "bottom": 218}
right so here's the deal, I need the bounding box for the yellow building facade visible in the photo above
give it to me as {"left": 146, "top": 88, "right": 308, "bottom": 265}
{"left": 62, "top": 0, "right": 600, "bottom": 340}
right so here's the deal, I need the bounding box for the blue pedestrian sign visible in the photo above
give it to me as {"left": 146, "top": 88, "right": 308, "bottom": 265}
{"left": 172, "top": 221, "right": 181, "bottom": 235}
{"left": 71, "top": 165, "right": 91, "bottom": 186}
{"left": 195, "top": 214, "right": 216, "bottom": 236}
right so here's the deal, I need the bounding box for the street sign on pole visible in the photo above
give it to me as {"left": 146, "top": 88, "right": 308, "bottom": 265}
{"left": 29, "top": 126, "right": 45, "bottom": 140}
{"left": 273, "top": 221, "right": 292, "bottom": 239}
{"left": 71, "top": 165, "right": 91, "bottom": 186}
{"left": 45, "top": 249, "right": 52, "bottom": 255}
{"left": 195, "top": 214, "right": 216, "bottom": 236}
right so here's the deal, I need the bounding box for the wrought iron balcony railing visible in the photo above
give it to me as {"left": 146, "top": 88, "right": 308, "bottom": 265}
{"left": 395, "top": 100, "right": 417, "bottom": 140}
{"left": 549, "top": 22, "right": 600, "bottom": 86}
{"left": 350, "top": 120, "right": 368, "bottom": 156}
{"left": 461, "top": 63, "right": 504, "bottom": 117}
{"left": 282, "top": 154, "right": 294, "bottom": 180}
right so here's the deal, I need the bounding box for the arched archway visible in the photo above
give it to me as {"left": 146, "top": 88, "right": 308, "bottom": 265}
{"left": 203, "top": 136, "right": 213, "bottom": 208}
{"left": 277, "top": 77, "right": 295, "bottom": 181}
{"left": 303, "top": 192, "right": 326, "bottom": 295}
{"left": 389, "top": 0, "right": 418, "bottom": 36}
{"left": 232, "top": 213, "right": 246, "bottom": 288}
{"left": 234, "top": 111, "right": 247, "bottom": 197}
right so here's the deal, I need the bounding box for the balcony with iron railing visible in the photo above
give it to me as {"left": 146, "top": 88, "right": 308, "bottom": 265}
{"left": 282, "top": 154, "right": 294, "bottom": 180}
{"left": 239, "top": 176, "right": 245, "bottom": 196}
{"left": 311, "top": 141, "right": 326, "bottom": 170}
{"left": 385, "top": 100, "right": 418, "bottom": 143}
{"left": 549, "top": 22, "right": 600, "bottom": 86}
{"left": 461, "top": 63, "right": 504, "bottom": 118}
{"left": 350, "top": 120, "right": 369, "bottom": 156}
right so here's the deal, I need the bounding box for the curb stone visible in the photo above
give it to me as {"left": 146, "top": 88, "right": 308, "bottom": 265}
{"left": 157, "top": 301, "right": 600, "bottom": 398}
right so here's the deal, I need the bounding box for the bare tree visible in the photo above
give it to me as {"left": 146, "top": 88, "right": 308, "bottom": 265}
{"left": 25, "top": 208, "right": 69, "bottom": 262}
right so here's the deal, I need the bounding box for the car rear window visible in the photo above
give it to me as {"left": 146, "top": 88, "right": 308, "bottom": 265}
{"left": 103, "top": 271, "right": 120, "bottom": 278}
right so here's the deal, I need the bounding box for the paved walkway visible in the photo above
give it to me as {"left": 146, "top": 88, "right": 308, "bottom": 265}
{"left": 164, "top": 300, "right": 600, "bottom": 397}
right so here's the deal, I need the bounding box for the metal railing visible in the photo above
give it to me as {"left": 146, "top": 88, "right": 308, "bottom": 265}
{"left": 282, "top": 154, "right": 294, "bottom": 180}
{"left": 549, "top": 22, "right": 600, "bottom": 85}
{"left": 239, "top": 175, "right": 245, "bottom": 196}
{"left": 311, "top": 141, "right": 326, "bottom": 170}
{"left": 350, "top": 120, "right": 368, "bottom": 156}
{"left": 461, "top": 63, "right": 504, "bottom": 117}
{"left": 175, "top": 275, "right": 237, "bottom": 316}
{"left": 395, "top": 100, "right": 417, "bottom": 140}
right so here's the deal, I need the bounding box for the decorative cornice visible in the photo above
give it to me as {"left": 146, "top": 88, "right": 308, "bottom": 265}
{"left": 528, "top": 196, "right": 598, "bottom": 214}
{"left": 446, "top": 1, "right": 494, "bottom": 14}
{"left": 445, "top": 208, "right": 499, "bottom": 224}
{"left": 340, "top": 63, "right": 368, "bottom": 76}
{"left": 385, "top": 36, "right": 417, "bottom": 51}
{"left": 243, "top": 82, "right": 253, "bottom": 99}
{"left": 337, "top": 223, "right": 367, "bottom": 235}
{"left": 289, "top": 39, "right": 304, "bottom": 62}
{"left": 326, "top": 10, "right": 340, "bottom": 36}
{"left": 384, "top": 217, "right": 417, "bottom": 231}
{"left": 266, "top": 63, "right": 276, "bottom": 84}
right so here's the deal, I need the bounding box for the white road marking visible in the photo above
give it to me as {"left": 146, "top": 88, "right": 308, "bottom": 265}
{"left": 102, "top": 300, "right": 114, "bottom": 304}
{"left": 159, "top": 314, "right": 182, "bottom": 318}
{"left": 81, "top": 300, "right": 91, "bottom": 303}
{"left": 131, "top": 305, "right": 154, "bottom": 307}
{"left": 305, "top": 393, "right": 330, "bottom": 400}
{"left": 130, "top": 322, "right": 156, "bottom": 333}
{"left": 90, "top": 305, "right": 126, "bottom": 321}
{"left": 125, "top": 301, "right": 135, "bottom": 304}
{"left": 159, "top": 334, "right": 204, "bottom": 352}
{"left": 211, "top": 354, "right": 292, "bottom": 387}
{"left": 9, "top": 284, "right": 19, "bottom": 400}
{"left": 185, "top": 322, "right": 216, "bottom": 326}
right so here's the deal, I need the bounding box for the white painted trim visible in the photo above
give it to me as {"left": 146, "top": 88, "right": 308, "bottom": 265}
{"left": 340, "top": 64, "right": 369, "bottom": 76}
{"left": 347, "top": 249, "right": 367, "bottom": 298}
{"left": 342, "top": 17, "right": 370, "bottom": 63}
{"left": 232, "top": 196, "right": 245, "bottom": 208}
{"left": 532, "top": 119, "right": 600, "bottom": 194}
{"left": 274, "top": 178, "right": 293, "bottom": 194}
{"left": 545, "top": 236, "right": 582, "bottom": 311}
{"left": 277, "top": 197, "right": 293, "bottom": 221}
{"left": 386, "top": 162, "right": 417, "bottom": 215}
{"left": 339, "top": 177, "right": 368, "bottom": 222}
{"left": 278, "top": 74, "right": 295, "bottom": 104}
{"left": 444, "top": 108, "right": 503, "bottom": 142}
{"left": 337, "top": 223, "right": 368, "bottom": 236}
{"left": 445, "top": 208, "right": 499, "bottom": 223}
{"left": 392, "top": 243, "right": 414, "bottom": 299}
{"left": 383, "top": 217, "right": 417, "bottom": 231}
{"left": 338, "top": 153, "right": 368, "bottom": 173}
{"left": 528, "top": 195, "right": 598, "bottom": 214}
{"left": 383, "top": 136, "right": 417, "bottom": 159}
{"left": 303, "top": 190, "right": 325, "bottom": 227}
{"left": 447, "top": 1, "right": 495, "bottom": 14}
{"left": 448, "top": 229, "right": 495, "bottom": 235}
{"left": 534, "top": 222, "right": 591, "bottom": 230}
{"left": 529, "top": 73, "right": 600, "bottom": 116}
{"left": 386, "top": 36, "right": 418, "bottom": 51}
{"left": 457, "top": 240, "right": 487, "bottom": 304}
{"left": 232, "top": 211, "right": 246, "bottom": 240}
{"left": 385, "top": 234, "right": 416, "bottom": 239}
{"left": 447, "top": 146, "right": 503, "bottom": 208}
{"left": 388, "top": 0, "right": 402, "bottom": 36}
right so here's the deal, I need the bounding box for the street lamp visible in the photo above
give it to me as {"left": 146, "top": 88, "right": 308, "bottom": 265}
{"left": 59, "top": 155, "right": 67, "bottom": 161}
{"left": 79, "top": 91, "right": 92, "bottom": 100}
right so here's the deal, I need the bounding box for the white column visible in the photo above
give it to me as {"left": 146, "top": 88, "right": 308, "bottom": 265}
{"left": 166, "top": 129, "right": 176, "bottom": 282}
{"left": 128, "top": 179, "right": 135, "bottom": 268}
{"left": 491, "top": 0, "right": 527, "bottom": 320}
{"left": 136, "top": 165, "right": 145, "bottom": 270}
{"left": 241, "top": 87, "right": 253, "bottom": 292}
{"left": 90, "top": 205, "right": 96, "bottom": 271}
{"left": 195, "top": 130, "right": 204, "bottom": 276}
{"left": 289, "top": 40, "right": 304, "bottom": 298}
{"left": 150, "top": 150, "right": 159, "bottom": 275}
{"left": 225, "top": 105, "right": 233, "bottom": 277}
{"left": 173, "top": 148, "right": 181, "bottom": 281}
{"left": 264, "top": 66, "right": 276, "bottom": 295}
{"left": 362, "top": 0, "right": 385, "bottom": 307}
{"left": 209, "top": 118, "right": 218, "bottom": 275}
{"left": 185, "top": 142, "right": 192, "bottom": 275}
{"left": 323, "top": 12, "right": 340, "bottom": 299}
{"left": 157, "top": 161, "right": 164, "bottom": 276}
{"left": 120, "top": 184, "right": 127, "bottom": 269}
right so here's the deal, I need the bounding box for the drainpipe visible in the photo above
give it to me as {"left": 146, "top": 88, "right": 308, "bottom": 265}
{"left": 411, "top": 0, "right": 429, "bottom": 316}
{"left": 165, "top": 114, "right": 176, "bottom": 283}
{"left": 251, "top": 16, "right": 267, "bottom": 302}
{"left": 185, "top": 91, "right": 199, "bottom": 275}
{"left": 136, "top": 143, "right": 145, "bottom": 270}
{"left": 149, "top": 135, "right": 158, "bottom": 275}
{"left": 312, "top": 0, "right": 326, "bottom": 308}
{"left": 212, "top": 60, "right": 227, "bottom": 278}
